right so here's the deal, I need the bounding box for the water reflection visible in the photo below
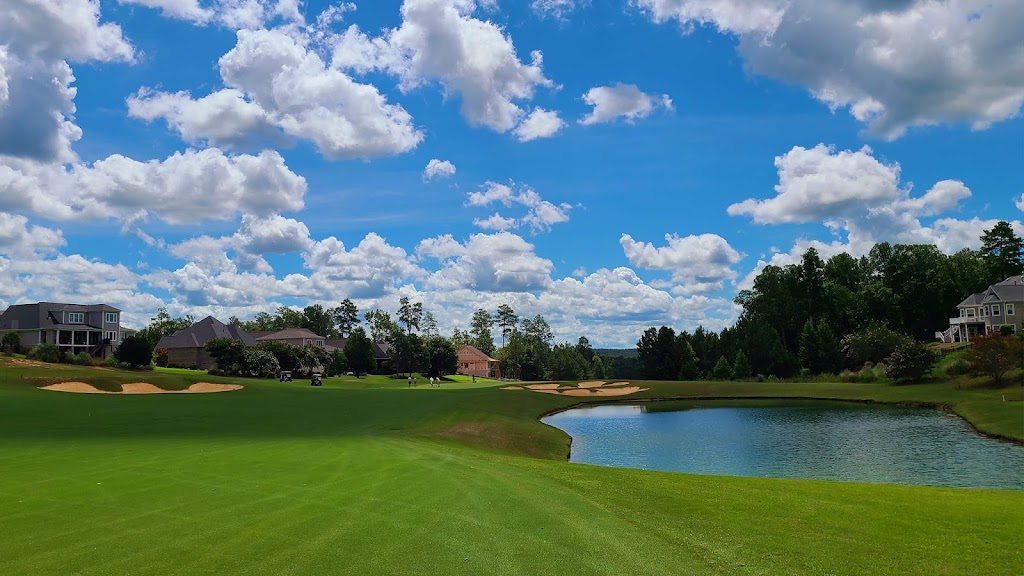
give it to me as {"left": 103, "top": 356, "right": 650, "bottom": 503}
{"left": 542, "top": 402, "right": 1024, "bottom": 490}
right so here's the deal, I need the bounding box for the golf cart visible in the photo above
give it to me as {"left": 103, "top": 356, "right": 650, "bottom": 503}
{"left": 279, "top": 371, "right": 292, "bottom": 382}
{"left": 310, "top": 373, "right": 323, "bottom": 386}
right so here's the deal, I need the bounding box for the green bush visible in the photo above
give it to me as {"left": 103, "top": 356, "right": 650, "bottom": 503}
{"left": 243, "top": 348, "right": 280, "bottom": 378}
{"left": 114, "top": 335, "right": 155, "bottom": 368}
{"left": 72, "top": 352, "right": 93, "bottom": 366}
{"left": 27, "top": 343, "right": 61, "bottom": 363}
{"left": 2, "top": 332, "right": 21, "bottom": 355}
{"left": 843, "top": 325, "right": 912, "bottom": 367}
{"left": 945, "top": 358, "right": 970, "bottom": 376}
{"left": 885, "top": 341, "right": 937, "bottom": 383}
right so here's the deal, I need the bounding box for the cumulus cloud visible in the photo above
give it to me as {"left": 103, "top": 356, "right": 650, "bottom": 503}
{"left": 579, "top": 84, "right": 672, "bottom": 125}
{"left": 303, "top": 233, "right": 427, "bottom": 299}
{"left": 119, "top": 0, "right": 306, "bottom": 29}
{"left": 0, "top": 0, "right": 134, "bottom": 162}
{"left": 423, "top": 158, "right": 457, "bottom": 180}
{"left": 465, "top": 181, "right": 574, "bottom": 233}
{"left": 728, "top": 143, "right": 1022, "bottom": 255}
{"left": 0, "top": 212, "right": 65, "bottom": 258}
{"left": 0, "top": 148, "right": 306, "bottom": 225}
{"left": 1016, "top": 193, "right": 1024, "bottom": 211}
{"left": 620, "top": 233, "right": 743, "bottom": 294}
{"left": 129, "top": 28, "right": 423, "bottom": 159}
{"left": 169, "top": 214, "right": 312, "bottom": 273}
{"left": 636, "top": 0, "right": 1024, "bottom": 138}
{"left": 331, "top": 0, "right": 554, "bottom": 134}
{"left": 418, "top": 232, "right": 554, "bottom": 292}
{"left": 514, "top": 107, "right": 566, "bottom": 141}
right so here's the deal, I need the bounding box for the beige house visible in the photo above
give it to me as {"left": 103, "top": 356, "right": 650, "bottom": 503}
{"left": 457, "top": 345, "right": 501, "bottom": 379}
{"left": 938, "top": 275, "right": 1024, "bottom": 343}
{"left": 254, "top": 328, "right": 325, "bottom": 348}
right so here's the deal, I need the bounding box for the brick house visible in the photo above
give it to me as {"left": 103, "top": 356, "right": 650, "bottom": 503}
{"left": 254, "top": 328, "right": 326, "bottom": 348}
{"left": 156, "top": 316, "right": 256, "bottom": 369}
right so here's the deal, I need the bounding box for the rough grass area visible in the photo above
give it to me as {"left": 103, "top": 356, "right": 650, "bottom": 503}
{"left": 0, "top": 358, "right": 1021, "bottom": 575}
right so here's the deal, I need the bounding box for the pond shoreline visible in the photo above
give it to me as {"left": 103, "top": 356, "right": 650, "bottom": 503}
{"left": 538, "top": 395, "right": 1024, "bottom": 465}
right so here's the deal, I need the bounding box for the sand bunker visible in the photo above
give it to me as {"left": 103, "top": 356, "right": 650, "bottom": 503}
{"left": 41, "top": 381, "right": 242, "bottom": 394}
{"left": 504, "top": 380, "right": 647, "bottom": 398}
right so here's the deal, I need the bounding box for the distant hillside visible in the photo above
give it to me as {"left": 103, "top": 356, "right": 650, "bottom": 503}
{"left": 594, "top": 348, "right": 637, "bottom": 359}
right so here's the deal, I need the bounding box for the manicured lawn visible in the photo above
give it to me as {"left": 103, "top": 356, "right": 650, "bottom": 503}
{"left": 0, "top": 359, "right": 1021, "bottom": 575}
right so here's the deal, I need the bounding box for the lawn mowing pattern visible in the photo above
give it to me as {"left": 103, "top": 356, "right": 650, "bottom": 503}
{"left": 0, "top": 362, "right": 1021, "bottom": 575}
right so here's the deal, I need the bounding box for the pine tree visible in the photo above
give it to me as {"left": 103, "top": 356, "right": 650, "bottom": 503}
{"left": 732, "top": 350, "right": 751, "bottom": 380}
{"left": 712, "top": 355, "right": 733, "bottom": 380}
{"left": 677, "top": 341, "right": 700, "bottom": 381}
{"left": 799, "top": 319, "right": 818, "bottom": 373}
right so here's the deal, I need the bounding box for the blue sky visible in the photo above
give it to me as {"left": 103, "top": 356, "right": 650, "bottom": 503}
{"left": 1, "top": 0, "right": 1022, "bottom": 346}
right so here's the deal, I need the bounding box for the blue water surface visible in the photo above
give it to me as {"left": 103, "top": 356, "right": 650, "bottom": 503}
{"left": 542, "top": 401, "right": 1024, "bottom": 489}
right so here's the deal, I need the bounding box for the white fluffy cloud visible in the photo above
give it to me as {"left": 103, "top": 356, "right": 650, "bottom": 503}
{"left": 303, "top": 233, "right": 427, "bottom": 299}
{"left": 0, "top": 212, "right": 65, "bottom": 258}
{"left": 129, "top": 28, "right": 423, "bottom": 159}
{"left": 423, "top": 158, "right": 457, "bottom": 180}
{"left": 636, "top": 0, "right": 1024, "bottom": 138}
{"left": 580, "top": 84, "right": 672, "bottom": 125}
{"left": 465, "top": 182, "right": 573, "bottom": 233}
{"left": 0, "top": 0, "right": 134, "bottom": 162}
{"left": 119, "top": 0, "right": 305, "bottom": 29}
{"left": 0, "top": 148, "right": 306, "bottom": 225}
{"left": 418, "top": 232, "right": 554, "bottom": 292}
{"left": 169, "top": 214, "right": 312, "bottom": 273}
{"left": 728, "top": 143, "right": 1022, "bottom": 255}
{"left": 332, "top": 0, "right": 554, "bottom": 134}
{"left": 514, "top": 107, "right": 566, "bottom": 141}
{"left": 620, "top": 232, "right": 743, "bottom": 294}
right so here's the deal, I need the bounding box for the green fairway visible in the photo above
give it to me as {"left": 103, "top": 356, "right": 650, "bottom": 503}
{"left": 1, "top": 359, "right": 1021, "bottom": 575}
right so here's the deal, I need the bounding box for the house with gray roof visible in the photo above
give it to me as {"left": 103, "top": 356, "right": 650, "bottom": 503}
{"left": 938, "top": 275, "right": 1024, "bottom": 342}
{"left": 324, "top": 338, "right": 392, "bottom": 373}
{"left": 156, "top": 316, "right": 257, "bottom": 369}
{"left": 256, "top": 328, "right": 326, "bottom": 349}
{"left": 0, "top": 302, "right": 127, "bottom": 358}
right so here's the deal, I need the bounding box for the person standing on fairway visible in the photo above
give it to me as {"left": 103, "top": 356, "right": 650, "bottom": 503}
{"left": 407, "top": 375, "right": 412, "bottom": 388}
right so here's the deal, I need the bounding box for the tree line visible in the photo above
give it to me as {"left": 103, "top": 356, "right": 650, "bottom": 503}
{"left": 636, "top": 221, "right": 1024, "bottom": 381}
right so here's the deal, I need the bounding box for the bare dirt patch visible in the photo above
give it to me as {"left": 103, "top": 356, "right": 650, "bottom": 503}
{"left": 40, "top": 381, "right": 242, "bottom": 394}
{"left": 4, "top": 358, "right": 51, "bottom": 368}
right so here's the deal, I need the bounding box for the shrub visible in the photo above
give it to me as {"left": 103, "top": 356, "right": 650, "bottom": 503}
{"left": 2, "top": 331, "right": 21, "bottom": 355}
{"left": 885, "top": 341, "right": 937, "bottom": 383}
{"left": 766, "top": 375, "right": 781, "bottom": 383}
{"left": 28, "top": 343, "right": 61, "bottom": 363}
{"left": 154, "top": 348, "right": 169, "bottom": 367}
{"left": 945, "top": 357, "right": 971, "bottom": 376}
{"left": 966, "top": 334, "right": 1023, "bottom": 385}
{"left": 243, "top": 348, "right": 280, "bottom": 378}
{"left": 72, "top": 351, "right": 93, "bottom": 366}
{"left": 999, "top": 325, "right": 1014, "bottom": 337}
{"left": 843, "top": 325, "right": 912, "bottom": 367}
{"left": 113, "top": 335, "right": 155, "bottom": 368}
{"left": 732, "top": 350, "right": 751, "bottom": 380}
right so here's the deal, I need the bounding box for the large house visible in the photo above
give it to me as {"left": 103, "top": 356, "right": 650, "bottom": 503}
{"left": 0, "top": 302, "right": 128, "bottom": 358}
{"left": 457, "top": 345, "right": 501, "bottom": 379}
{"left": 156, "top": 316, "right": 257, "bottom": 369}
{"left": 254, "top": 328, "right": 326, "bottom": 348}
{"left": 938, "top": 275, "right": 1024, "bottom": 343}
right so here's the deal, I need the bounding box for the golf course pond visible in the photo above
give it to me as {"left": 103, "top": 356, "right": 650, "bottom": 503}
{"left": 542, "top": 400, "right": 1024, "bottom": 490}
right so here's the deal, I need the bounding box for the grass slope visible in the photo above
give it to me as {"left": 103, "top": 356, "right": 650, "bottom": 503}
{"left": 0, "top": 360, "right": 1021, "bottom": 575}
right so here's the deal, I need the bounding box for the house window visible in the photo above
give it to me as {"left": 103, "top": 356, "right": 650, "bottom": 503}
{"left": 120, "top": 331, "right": 127, "bottom": 341}
{"left": 105, "top": 331, "right": 117, "bottom": 342}
{"left": 991, "top": 304, "right": 1001, "bottom": 316}
{"left": 966, "top": 308, "right": 976, "bottom": 318}
{"left": 980, "top": 306, "right": 988, "bottom": 317}
{"left": 105, "top": 312, "right": 118, "bottom": 323}
{"left": 67, "top": 312, "right": 84, "bottom": 323}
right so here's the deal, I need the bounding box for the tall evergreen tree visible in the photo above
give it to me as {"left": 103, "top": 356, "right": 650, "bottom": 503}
{"left": 732, "top": 350, "right": 751, "bottom": 380}
{"left": 495, "top": 304, "right": 518, "bottom": 348}
{"left": 677, "top": 340, "right": 700, "bottom": 381}
{"left": 979, "top": 221, "right": 1024, "bottom": 282}
{"left": 343, "top": 328, "right": 376, "bottom": 378}
{"left": 332, "top": 299, "right": 360, "bottom": 337}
